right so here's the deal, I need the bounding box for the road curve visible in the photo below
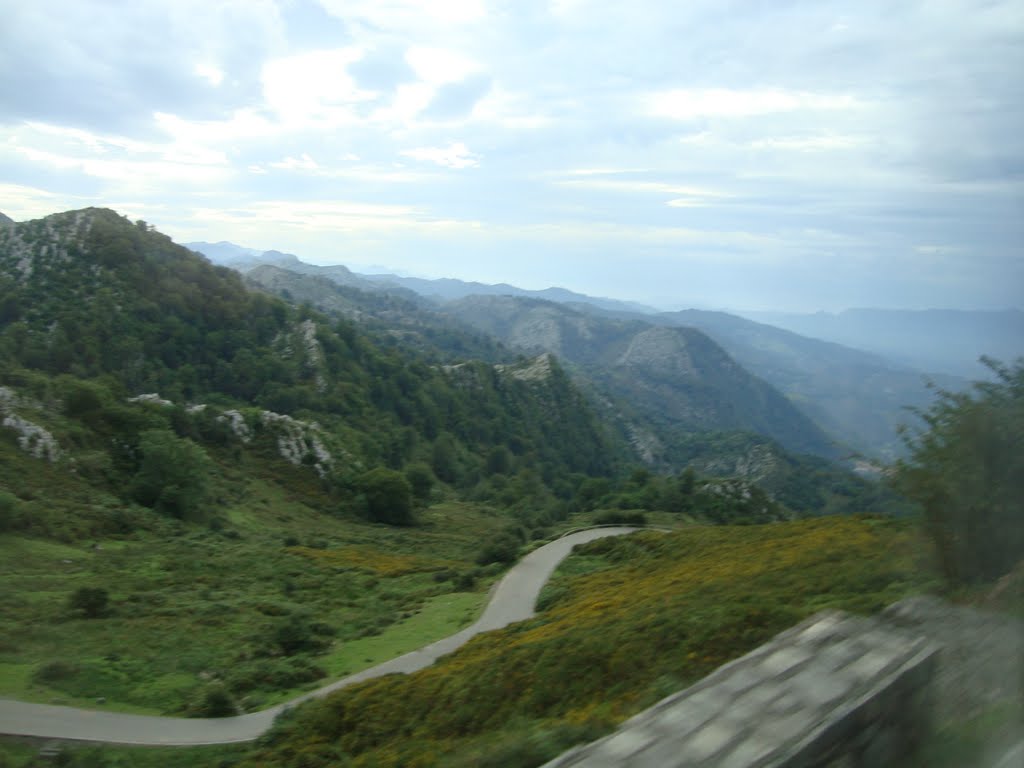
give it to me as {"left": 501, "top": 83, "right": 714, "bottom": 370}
{"left": 0, "top": 526, "right": 638, "bottom": 745}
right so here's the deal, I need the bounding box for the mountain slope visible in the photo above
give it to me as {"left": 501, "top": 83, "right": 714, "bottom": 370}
{"left": 442, "top": 295, "right": 839, "bottom": 461}
{"left": 0, "top": 208, "right": 620, "bottom": 503}
{"left": 239, "top": 265, "right": 896, "bottom": 516}
{"left": 649, "top": 309, "right": 956, "bottom": 459}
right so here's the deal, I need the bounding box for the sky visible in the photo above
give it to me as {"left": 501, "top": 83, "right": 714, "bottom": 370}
{"left": 1, "top": 0, "right": 1021, "bottom": 312}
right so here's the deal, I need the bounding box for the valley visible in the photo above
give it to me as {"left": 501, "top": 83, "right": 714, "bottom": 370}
{"left": 0, "top": 208, "right": 1019, "bottom": 768}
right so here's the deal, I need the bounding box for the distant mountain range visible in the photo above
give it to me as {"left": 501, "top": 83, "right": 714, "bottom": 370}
{"left": 360, "top": 273, "right": 657, "bottom": 315}
{"left": 741, "top": 308, "right": 1024, "bottom": 379}
{"left": 193, "top": 244, "right": 841, "bottom": 460}
{"left": 187, "top": 240, "right": 1018, "bottom": 461}
{"left": 186, "top": 242, "right": 658, "bottom": 316}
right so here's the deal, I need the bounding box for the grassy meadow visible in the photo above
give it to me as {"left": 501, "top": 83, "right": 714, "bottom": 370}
{"left": 0, "top": 483, "right": 511, "bottom": 716}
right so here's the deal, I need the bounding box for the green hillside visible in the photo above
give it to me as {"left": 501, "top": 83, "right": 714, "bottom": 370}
{"left": 0, "top": 208, "right": 629, "bottom": 716}
{"left": 243, "top": 517, "right": 931, "bottom": 767}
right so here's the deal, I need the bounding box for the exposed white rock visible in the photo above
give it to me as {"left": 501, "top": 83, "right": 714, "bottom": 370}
{"left": 217, "top": 409, "right": 252, "bottom": 443}
{"left": 259, "top": 410, "right": 332, "bottom": 476}
{"left": 186, "top": 404, "right": 207, "bottom": 414}
{"left": 627, "top": 423, "right": 663, "bottom": 465}
{"left": 2, "top": 413, "right": 62, "bottom": 462}
{"left": 0, "top": 386, "right": 16, "bottom": 410}
{"left": 296, "top": 320, "right": 327, "bottom": 393}
{"left": 127, "top": 393, "right": 174, "bottom": 407}
{"left": 497, "top": 353, "right": 554, "bottom": 382}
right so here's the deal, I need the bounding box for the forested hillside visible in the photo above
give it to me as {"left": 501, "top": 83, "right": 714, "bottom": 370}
{"left": 0, "top": 208, "right": 617, "bottom": 511}
{"left": 240, "top": 255, "right": 911, "bottom": 519}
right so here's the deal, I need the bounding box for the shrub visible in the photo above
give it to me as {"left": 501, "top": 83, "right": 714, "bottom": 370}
{"left": 593, "top": 510, "right": 647, "bottom": 527}
{"left": 404, "top": 462, "right": 435, "bottom": 502}
{"left": 270, "top": 614, "right": 330, "bottom": 657}
{"left": 894, "top": 357, "right": 1024, "bottom": 584}
{"left": 0, "top": 490, "right": 18, "bottom": 531}
{"left": 476, "top": 532, "right": 521, "bottom": 566}
{"left": 68, "top": 587, "right": 109, "bottom": 618}
{"left": 130, "top": 429, "right": 212, "bottom": 520}
{"left": 33, "top": 660, "right": 79, "bottom": 684}
{"left": 357, "top": 468, "right": 414, "bottom": 526}
{"left": 189, "top": 682, "right": 238, "bottom": 718}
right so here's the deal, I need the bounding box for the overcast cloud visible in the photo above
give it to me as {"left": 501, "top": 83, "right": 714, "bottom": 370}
{"left": 0, "top": 0, "right": 1021, "bottom": 311}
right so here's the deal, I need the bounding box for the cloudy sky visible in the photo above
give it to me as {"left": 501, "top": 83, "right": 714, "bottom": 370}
{"left": 1, "top": 0, "right": 1021, "bottom": 311}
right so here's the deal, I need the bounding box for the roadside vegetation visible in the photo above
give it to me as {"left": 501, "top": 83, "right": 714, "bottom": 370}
{"left": 240, "top": 516, "right": 932, "bottom": 767}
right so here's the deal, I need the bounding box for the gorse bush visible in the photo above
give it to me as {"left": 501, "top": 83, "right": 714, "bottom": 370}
{"left": 247, "top": 517, "right": 929, "bottom": 767}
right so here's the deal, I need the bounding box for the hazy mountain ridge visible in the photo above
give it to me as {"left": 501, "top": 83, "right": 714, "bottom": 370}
{"left": 442, "top": 295, "right": 839, "bottom": 462}
{"left": 570, "top": 306, "right": 960, "bottom": 459}
{"left": 185, "top": 240, "right": 983, "bottom": 460}
{"left": 189, "top": 240, "right": 655, "bottom": 315}
{"left": 742, "top": 308, "right": 1024, "bottom": 379}
{"left": 234, "top": 263, "right": 895, "bottom": 518}
{"left": 358, "top": 273, "right": 657, "bottom": 314}
{"left": 242, "top": 265, "right": 513, "bottom": 365}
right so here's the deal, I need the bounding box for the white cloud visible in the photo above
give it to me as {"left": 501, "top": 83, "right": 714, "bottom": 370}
{"left": 400, "top": 142, "right": 480, "bottom": 168}
{"left": 261, "top": 48, "right": 376, "bottom": 124}
{"left": 915, "top": 244, "right": 962, "bottom": 255}
{"left": 750, "top": 135, "right": 865, "bottom": 151}
{"left": 12, "top": 144, "right": 228, "bottom": 185}
{"left": 193, "top": 63, "right": 225, "bottom": 86}
{"left": 556, "top": 178, "right": 730, "bottom": 207}
{"left": 648, "top": 89, "right": 863, "bottom": 120}
{"left": 3, "top": 0, "right": 1019, "bottom": 311}
{"left": 0, "top": 183, "right": 86, "bottom": 220}
{"left": 269, "top": 153, "right": 320, "bottom": 171}
{"left": 317, "top": 0, "right": 485, "bottom": 30}
{"left": 405, "top": 47, "right": 479, "bottom": 84}
{"left": 371, "top": 83, "right": 435, "bottom": 124}
{"left": 154, "top": 110, "right": 280, "bottom": 143}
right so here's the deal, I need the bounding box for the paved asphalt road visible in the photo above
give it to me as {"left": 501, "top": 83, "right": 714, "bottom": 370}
{"left": 0, "top": 526, "right": 638, "bottom": 745}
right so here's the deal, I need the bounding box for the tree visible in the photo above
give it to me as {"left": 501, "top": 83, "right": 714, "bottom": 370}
{"left": 358, "top": 467, "right": 415, "bottom": 526}
{"left": 894, "top": 358, "right": 1024, "bottom": 585}
{"left": 130, "top": 429, "right": 212, "bottom": 520}
{"left": 404, "top": 462, "right": 435, "bottom": 502}
{"left": 431, "top": 432, "right": 459, "bottom": 484}
{"left": 0, "top": 490, "right": 18, "bottom": 532}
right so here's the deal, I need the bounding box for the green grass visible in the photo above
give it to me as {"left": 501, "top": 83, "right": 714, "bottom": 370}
{"left": 320, "top": 592, "right": 487, "bottom": 679}
{"left": 0, "top": 737, "right": 247, "bottom": 768}
{"left": 0, "top": 472, "right": 511, "bottom": 715}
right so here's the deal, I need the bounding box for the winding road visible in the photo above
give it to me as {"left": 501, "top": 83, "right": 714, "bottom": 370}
{"left": 0, "top": 526, "right": 638, "bottom": 745}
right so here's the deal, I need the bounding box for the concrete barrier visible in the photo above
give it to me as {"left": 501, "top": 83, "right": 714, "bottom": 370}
{"left": 542, "top": 609, "right": 939, "bottom": 767}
